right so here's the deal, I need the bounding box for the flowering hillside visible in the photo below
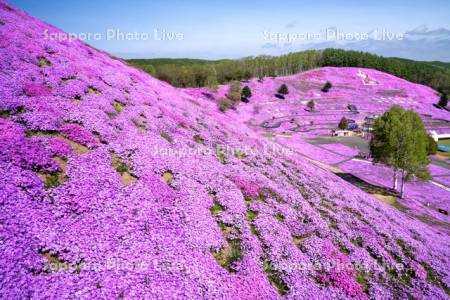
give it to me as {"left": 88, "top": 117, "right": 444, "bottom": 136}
{"left": 186, "top": 67, "right": 449, "bottom": 138}
{"left": 0, "top": 2, "right": 449, "bottom": 299}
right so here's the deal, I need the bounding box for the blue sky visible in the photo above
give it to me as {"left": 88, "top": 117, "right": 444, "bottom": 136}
{"left": 9, "top": 0, "right": 450, "bottom": 59}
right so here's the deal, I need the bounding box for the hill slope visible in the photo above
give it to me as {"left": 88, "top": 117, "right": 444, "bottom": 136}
{"left": 0, "top": 2, "right": 449, "bottom": 299}
{"left": 185, "top": 66, "right": 449, "bottom": 134}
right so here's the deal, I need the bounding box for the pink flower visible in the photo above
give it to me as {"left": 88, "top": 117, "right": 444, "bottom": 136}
{"left": 23, "top": 82, "right": 51, "bottom": 97}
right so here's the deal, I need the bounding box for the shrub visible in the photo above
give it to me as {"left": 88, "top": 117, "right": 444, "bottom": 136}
{"left": 321, "top": 81, "right": 332, "bottom": 92}
{"left": 277, "top": 84, "right": 289, "bottom": 95}
{"left": 241, "top": 86, "right": 252, "bottom": 100}
{"left": 218, "top": 98, "right": 233, "bottom": 112}
{"left": 438, "top": 93, "right": 448, "bottom": 107}
{"left": 338, "top": 117, "right": 348, "bottom": 130}
{"left": 307, "top": 100, "right": 315, "bottom": 112}
{"left": 228, "top": 81, "right": 241, "bottom": 103}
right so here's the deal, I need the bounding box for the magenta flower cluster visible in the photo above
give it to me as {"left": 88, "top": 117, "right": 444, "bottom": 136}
{"left": 0, "top": 2, "right": 449, "bottom": 300}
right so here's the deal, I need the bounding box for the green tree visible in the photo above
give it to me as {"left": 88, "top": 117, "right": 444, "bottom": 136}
{"left": 141, "top": 64, "right": 156, "bottom": 75}
{"left": 397, "top": 110, "right": 431, "bottom": 198}
{"left": 205, "top": 65, "right": 219, "bottom": 91}
{"left": 370, "top": 106, "right": 404, "bottom": 191}
{"left": 427, "top": 135, "right": 438, "bottom": 155}
{"left": 338, "top": 117, "right": 348, "bottom": 130}
{"left": 438, "top": 93, "right": 448, "bottom": 107}
{"left": 307, "top": 100, "right": 315, "bottom": 112}
{"left": 277, "top": 84, "right": 289, "bottom": 95}
{"left": 243, "top": 70, "right": 253, "bottom": 80}
{"left": 321, "top": 81, "right": 332, "bottom": 92}
{"left": 370, "top": 106, "right": 430, "bottom": 198}
{"left": 241, "top": 86, "right": 252, "bottom": 99}
{"left": 228, "top": 81, "right": 241, "bottom": 103}
{"left": 206, "top": 75, "right": 218, "bottom": 91}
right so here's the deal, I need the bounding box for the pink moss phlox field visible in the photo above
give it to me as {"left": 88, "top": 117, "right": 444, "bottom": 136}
{"left": 338, "top": 159, "right": 450, "bottom": 223}
{"left": 0, "top": 1, "right": 449, "bottom": 299}
{"left": 60, "top": 123, "right": 98, "bottom": 147}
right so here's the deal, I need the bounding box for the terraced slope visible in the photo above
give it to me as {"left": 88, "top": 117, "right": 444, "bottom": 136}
{"left": 185, "top": 67, "right": 449, "bottom": 138}
{"left": 0, "top": 2, "right": 449, "bottom": 299}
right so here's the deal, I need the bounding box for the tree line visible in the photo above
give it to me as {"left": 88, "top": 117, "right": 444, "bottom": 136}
{"left": 127, "top": 49, "right": 450, "bottom": 94}
{"left": 128, "top": 51, "right": 320, "bottom": 88}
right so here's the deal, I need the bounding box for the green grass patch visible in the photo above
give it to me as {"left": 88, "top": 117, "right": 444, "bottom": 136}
{"left": 292, "top": 235, "right": 308, "bottom": 245}
{"left": 343, "top": 206, "right": 363, "bottom": 219}
{"left": 234, "top": 150, "right": 248, "bottom": 159}
{"left": 437, "top": 151, "right": 450, "bottom": 158}
{"left": 38, "top": 56, "right": 51, "bottom": 67}
{"left": 160, "top": 131, "right": 173, "bottom": 143}
{"left": 111, "top": 154, "right": 137, "bottom": 186}
{"left": 263, "top": 261, "right": 289, "bottom": 295}
{"left": 356, "top": 271, "right": 369, "bottom": 293}
{"left": 250, "top": 224, "right": 258, "bottom": 236}
{"left": 210, "top": 202, "right": 225, "bottom": 216}
{"left": 275, "top": 212, "right": 285, "bottom": 222}
{"left": 44, "top": 173, "right": 60, "bottom": 189}
{"left": 0, "top": 110, "right": 10, "bottom": 118}
{"left": 113, "top": 100, "right": 125, "bottom": 113}
{"left": 105, "top": 111, "right": 117, "bottom": 118}
{"left": 396, "top": 239, "right": 415, "bottom": 259}
{"left": 351, "top": 236, "right": 364, "bottom": 247}
{"left": 211, "top": 239, "right": 243, "bottom": 273}
{"left": 259, "top": 187, "right": 285, "bottom": 203}
{"left": 39, "top": 172, "right": 63, "bottom": 190}
{"left": 114, "top": 161, "right": 129, "bottom": 174}
{"left": 132, "top": 119, "right": 145, "bottom": 131}
{"left": 87, "top": 86, "right": 101, "bottom": 94}
{"left": 215, "top": 147, "right": 226, "bottom": 164}
{"left": 246, "top": 210, "right": 258, "bottom": 222}
{"left": 422, "top": 263, "right": 450, "bottom": 295}
{"left": 193, "top": 134, "right": 206, "bottom": 145}
{"left": 320, "top": 201, "right": 337, "bottom": 212}
{"left": 292, "top": 231, "right": 317, "bottom": 247}
{"left": 337, "top": 243, "right": 350, "bottom": 255}
{"left": 0, "top": 106, "right": 25, "bottom": 118}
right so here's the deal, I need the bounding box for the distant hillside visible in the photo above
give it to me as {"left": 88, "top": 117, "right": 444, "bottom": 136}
{"left": 128, "top": 49, "right": 450, "bottom": 95}
{"left": 1, "top": 1, "right": 449, "bottom": 299}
